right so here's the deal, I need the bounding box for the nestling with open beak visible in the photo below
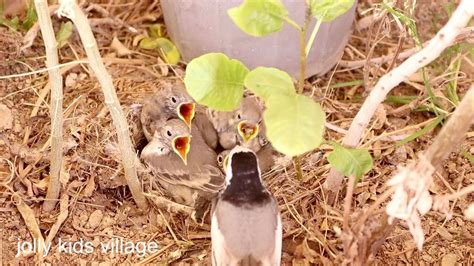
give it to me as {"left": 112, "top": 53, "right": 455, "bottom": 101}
{"left": 208, "top": 96, "right": 265, "bottom": 151}
{"left": 141, "top": 84, "right": 196, "bottom": 142}
{"left": 140, "top": 119, "right": 224, "bottom": 212}
{"left": 211, "top": 146, "right": 282, "bottom": 265}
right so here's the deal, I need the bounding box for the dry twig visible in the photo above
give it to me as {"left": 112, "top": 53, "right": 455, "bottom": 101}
{"left": 324, "top": 0, "right": 474, "bottom": 202}
{"left": 34, "top": 0, "right": 64, "bottom": 212}
{"left": 386, "top": 84, "right": 474, "bottom": 250}
{"left": 56, "top": 0, "right": 148, "bottom": 209}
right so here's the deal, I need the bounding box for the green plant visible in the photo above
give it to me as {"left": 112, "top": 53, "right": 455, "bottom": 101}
{"left": 185, "top": 0, "right": 372, "bottom": 179}
{"left": 0, "top": 0, "right": 37, "bottom": 31}
{"left": 139, "top": 24, "right": 180, "bottom": 64}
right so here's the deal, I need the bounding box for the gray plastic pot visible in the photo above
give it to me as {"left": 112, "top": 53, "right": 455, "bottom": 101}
{"left": 161, "top": 0, "right": 356, "bottom": 78}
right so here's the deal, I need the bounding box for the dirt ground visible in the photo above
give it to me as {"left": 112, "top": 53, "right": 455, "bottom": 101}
{"left": 0, "top": 0, "right": 473, "bottom": 265}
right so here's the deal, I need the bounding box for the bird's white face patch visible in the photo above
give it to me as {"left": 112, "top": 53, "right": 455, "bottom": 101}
{"left": 224, "top": 146, "right": 262, "bottom": 187}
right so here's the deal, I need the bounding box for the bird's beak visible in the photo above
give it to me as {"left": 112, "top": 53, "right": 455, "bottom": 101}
{"left": 223, "top": 155, "right": 229, "bottom": 170}
{"left": 172, "top": 135, "right": 191, "bottom": 165}
{"left": 237, "top": 120, "right": 259, "bottom": 143}
{"left": 177, "top": 102, "right": 195, "bottom": 128}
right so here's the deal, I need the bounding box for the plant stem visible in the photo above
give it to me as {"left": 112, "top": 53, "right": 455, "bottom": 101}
{"left": 34, "top": 0, "right": 63, "bottom": 212}
{"left": 57, "top": 0, "right": 148, "bottom": 210}
{"left": 282, "top": 16, "right": 301, "bottom": 31}
{"left": 305, "top": 14, "right": 323, "bottom": 57}
{"left": 292, "top": 0, "right": 313, "bottom": 180}
{"left": 293, "top": 156, "right": 303, "bottom": 181}
{"left": 297, "top": 6, "right": 311, "bottom": 94}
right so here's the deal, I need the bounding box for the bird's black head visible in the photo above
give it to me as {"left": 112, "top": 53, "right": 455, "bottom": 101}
{"left": 230, "top": 151, "right": 259, "bottom": 178}
{"left": 221, "top": 147, "right": 270, "bottom": 207}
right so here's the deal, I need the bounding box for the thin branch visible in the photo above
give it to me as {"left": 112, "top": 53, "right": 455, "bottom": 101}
{"left": 0, "top": 60, "right": 88, "bottom": 79}
{"left": 57, "top": 0, "right": 148, "bottom": 210}
{"left": 423, "top": 86, "right": 474, "bottom": 165}
{"left": 438, "top": 183, "right": 474, "bottom": 202}
{"left": 339, "top": 26, "right": 474, "bottom": 69}
{"left": 324, "top": 0, "right": 474, "bottom": 201}
{"left": 34, "top": 0, "right": 64, "bottom": 212}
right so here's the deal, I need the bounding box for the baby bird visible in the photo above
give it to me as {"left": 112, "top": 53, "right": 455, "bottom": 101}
{"left": 207, "top": 109, "right": 236, "bottom": 149}
{"left": 208, "top": 96, "right": 265, "bottom": 151}
{"left": 140, "top": 119, "right": 224, "bottom": 209}
{"left": 211, "top": 146, "right": 282, "bottom": 266}
{"left": 141, "top": 84, "right": 196, "bottom": 142}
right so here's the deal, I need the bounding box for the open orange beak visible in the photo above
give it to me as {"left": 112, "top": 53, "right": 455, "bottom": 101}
{"left": 177, "top": 102, "right": 195, "bottom": 128}
{"left": 237, "top": 120, "right": 259, "bottom": 143}
{"left": 172, "top": 135, "right": 191, "bottom": 165}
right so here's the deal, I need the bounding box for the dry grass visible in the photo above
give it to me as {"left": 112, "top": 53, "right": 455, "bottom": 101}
{"left": 0, "top": 0, "right": 473, "bottom": 264}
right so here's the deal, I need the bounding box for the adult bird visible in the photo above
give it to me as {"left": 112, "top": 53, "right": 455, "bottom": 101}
{"left": 211, "top": 146, "right": 282, "bottom": 266}
{"left": 140, "top": 119, "right": 224, "bottom": 220}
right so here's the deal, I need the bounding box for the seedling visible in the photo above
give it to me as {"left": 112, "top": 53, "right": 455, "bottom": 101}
{"left": 185, "top": 0, "right": 372, "bottom": 180}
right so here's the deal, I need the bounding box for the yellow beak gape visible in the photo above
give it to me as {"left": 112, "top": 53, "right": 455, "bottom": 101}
{"left": 237, "top": 121, "right": 259, "bottom": 143}
{"left": 177, "top": 102, "right": 196, "bottom": 128}
{"left": 172, "top": 135, "right": 191, "bottom": 165}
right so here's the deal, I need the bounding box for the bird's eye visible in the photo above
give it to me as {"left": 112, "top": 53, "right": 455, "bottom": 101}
{"left": 237, "top": 113, "right": 242, "bottom": 120}
{"left": 217, "top": 156, "right": 223, "bottom": 163}
{"left": 166, "top": 130, "right": 172, "bottom": 137}
{"left": 171, "top": 97, "right": 177, "bottom": 103}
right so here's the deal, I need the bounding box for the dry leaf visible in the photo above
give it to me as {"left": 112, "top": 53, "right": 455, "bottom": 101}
{"left": 436, "top": 227, "right": 453, "bottom": 241}
{"left": 45, "top": 194, "right": 69, "bottom": 244}
{"left": 87, "top": 209, "right": 104, "bottom": 229}
{"left": 81, "top": 176, "right": 96, "bottom": 197}
{"left": 464, "top": 203, "right": 474, "bottom": 221}
{"left": 0, "top": 104, "right": 13, "bottom": 131}
{"left": 110, "top": 36, "right": 132, "bottom": 57}
{"left": 15, "top": 198, "right": 46, "bottom": 257}
{"left": 441, "top": 253, "right": 458, "bottom": 266}
{"left": 33, "top": 177, "right": 49, "bottom": 189}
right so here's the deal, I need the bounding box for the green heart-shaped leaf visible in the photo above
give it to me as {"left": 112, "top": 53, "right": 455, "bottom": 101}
{"left": 244, "top": 67, "right": 296, "bottom": 100}
{"left": 228, "top": 0, "right": 288, "bottom": 37}
{"left": 185, "top": 53, "right": 249, "bottom": 111}
{"left": 264, "top": 94, "right": 325, "bottom": 156}
{"left": 327, "top": 142, "right": 373, "bottom": 181}
{"left": 310, "top": 0, "right": 354, "bottom": 22}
